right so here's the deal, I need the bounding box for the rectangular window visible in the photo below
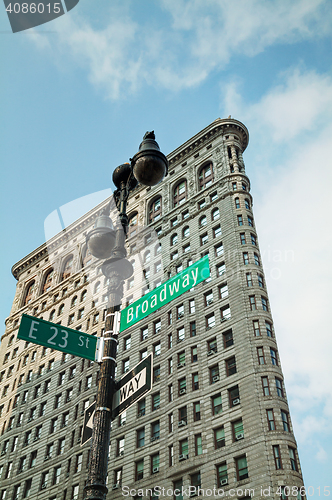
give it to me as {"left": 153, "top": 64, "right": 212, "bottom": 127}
{"left": 213, "top": 226, "right": 222, "bottom": 238}
{"left": 154, "top": 343, "right": 161, "bottom": 356}
{"left": 178, "top": 378, "right": 186, "bottom": 395}
{"left": 190, "top": 321, "right": 196, "bottom": 337}
{"left": 151, "top": 421, "right": 160, "bottom": 440}
{"left": 275, "top": 378, "right": 284, "bottom": 397}
{"left": 141, "top": 326, "right": 148, "bottom": 341}
{"left": 135, "top": 459, "right": 144, "bottom": 481}
{"left": 210, "top": 365, "right": 219, "bottom": 384}
{"left": 261, "top": 296, "right": 268, "bottom": 311}
{"left": 195, "top": 434, "right": 202, "bottom": 455}
{"left": 237, "top": 215, "right": 243, "bottom": 226}
{"left": 151, "top": 453, "right": 160, "bottom": 473}
{"left": 257, "top": 347, "right": 265, "bottom": 365}
{"left": 240, "top": 233, "right": 246, "bottom": 245}
{"left": 214, "top": 427, "right": 225, "bottom": 449}
{"left": 189, "top": 299, "right": 195, "bottom": 313}
{"left": 177, "top": 304, "right": 184, "bottom": 319}
{"left": 267, "top": 409, "right": 275, "bottom": 430}
{"left": 114, "top": 468, "right": 122, "bottom": 487}
{"left": 137, "top": 399, "right": 145, "bottom": 417}
{"left": 243, "top": 252, "right": 249, "bottom": 265}
{"left": 216, "top": 262, "right": 226, "bottom": 276}
{"left": 179, "top": 438, "right": 188, "bottom": 457}
{"left": 152, "top": 393, "right": 160, "bottom": 411}
{"left": 200, "top": 233, "right": 208, "bottom": 245}
{"left": 247, "top": 216, "right": 253, "bottom": 227}
{"left": 217, "top": 463, "right": 228, "bottom": 486}
{"left": 219, "top": 284, "right": 228, "bottom": 299}
{"left": 193, "top": 402, "right": 201, "bottom": 421}
{"left": 273, "top": 445, "right": 282, "bottom": 469}
{"left": 153, "top": 366, "right": 160, "bottom": 382}
{"left": 177, "top": 327, "right": 185, "bottom": 342}
{"left": 204, "top": 290, "right": 213, "bottom": 306}
{"left": 236, "top": 455, "right": 249, "bottom": 480}
{"left": 206, "top": 314, "right": 215, "bottom": 330}
{"left": 249, "top": 295, "right": 257, "bottom": 310}
{"left": 246, "top": 273, "right": 253, "bottom": 287}
{"left": 226, "top": 356, "right": 236, "bottom": 376}
{"left": 117, "top": 437, "right": 125, "bottom": 456}
{"left": 251, "top": 233, "right": 257, "bottom": 245}
{"left": 265, "top": 321, "right": 273, "bottom": 337}
{"left": 233, "top": 419, "right": 244, "bottom": 441}
{"left": 289, "top": 447, "right": 298, "bottom": 471}
{"left": 212, "top": 394, "right": 222, "bottom": 415}
{"left": 262, "top": 377, "right": 270, "bottom": 396}
{"left": 257, "top": 274, "right": 264, "bottom": 288}
{"left": 137, "top": 428, "right": 145, "bottom": 448}
{"left": 281, "top": 410, "right": 290, "bottom": 432}
{"left": 154, "top": 320, "right": 161, "bottom": 334}
{"left": 253, "top": 320, "right": 260, "bottom": 336}
{"left": 270, "top": 348, "right": 278, "bottom": 366}
{"left": 215, "top": 244, "right": 224, "bottom": 257}
{"left": 228, "top": 386, "right": 240, "bottom": 407}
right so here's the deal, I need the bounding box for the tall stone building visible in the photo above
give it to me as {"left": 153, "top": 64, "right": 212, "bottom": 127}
{"left": 0, "top": 118, "right": 305, "bottom": 500}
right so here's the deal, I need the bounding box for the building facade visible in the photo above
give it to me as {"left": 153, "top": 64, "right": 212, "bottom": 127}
{"left": 0, "top": 118, "right": 305, "bottom": 500}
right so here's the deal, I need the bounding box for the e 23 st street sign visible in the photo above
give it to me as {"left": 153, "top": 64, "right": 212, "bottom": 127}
{"left": 18, "top": 314, "right": 99, "bottom": 361}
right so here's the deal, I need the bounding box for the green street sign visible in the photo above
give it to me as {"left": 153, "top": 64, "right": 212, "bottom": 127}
{"left": 120, "top": 255, "right": 210, "bottom": 332}
{"left": 18, "top": 314, "right": 99, "bottom": 361}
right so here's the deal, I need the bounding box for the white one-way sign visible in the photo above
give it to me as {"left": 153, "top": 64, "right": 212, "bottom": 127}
{"left": 112, "top": 354, "right": 152, "bottom": 418}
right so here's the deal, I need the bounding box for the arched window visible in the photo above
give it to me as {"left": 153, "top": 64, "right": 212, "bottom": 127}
{"left": 154, "top": 244, "right": 161, "bottom": 256}
{"left": 42, "top": 269, "right": 54, "bottom": 294}
{"left": 144, "top": 251, "right": 150, "bottom": 264}
{"left": 171, "top": 234, "right": 178, "bottom": 246}
{"left": 199, "top": 215, "right": 207, "bottom": 227}
{"left": 49, "top": 309, "right": 55, "bottom": 321}
{"left": 81, "top": 290, "right": 87, "bottom": 302}
{"left": 245, "top": 199, "right": 250, "bottom": 210}
{"left": 173, "top": 180, "right": 187, "bottom": 207}
{"left": 71, "top": 296, "right": 77, "bottom": 308}
{"left": 199, "top": 163, "right": 214, "bottom": 190}
{"left": 94, "top": 282, "right": 100, "bottom": 294}
{"left": 235, "top": 198, "right": 240, "bottom": 209}
{"left": 149, "top": 197, "right": 162, "bottom": 223}
{"left": 61, "top": 255, "right": 73, "bottom": 281}
{"left": 24, "top": 281, "right": 35, "bottom": 305}
{"left": 83, "top": 246, "right": 93, "bottom": 267}
{"left": 183, "top": 226, "right": 190, "bottom": 238}
{"left": 128, "top": 213, "right": 138, "bottom": 238}
{"left": 212, "top": 208, "right": 220, "bottom": 221}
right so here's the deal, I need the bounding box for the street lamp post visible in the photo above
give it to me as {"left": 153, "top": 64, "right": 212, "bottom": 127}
{"left": 83, "top": 132, "right": 168, "bottom": 500}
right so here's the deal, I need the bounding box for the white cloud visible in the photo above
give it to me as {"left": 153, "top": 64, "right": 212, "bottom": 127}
{"left": 315, "top": 445, "right": 328, "bottom": 462}
{"left": 29, "top": 0, "right": 332, "bottom": 98}
{"left": 224, "top": 69, "right": 332, "bottom": 141}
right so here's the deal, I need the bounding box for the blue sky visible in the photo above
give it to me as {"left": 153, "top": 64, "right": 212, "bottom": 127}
{"left": 1, "top": 0, "right": 332, "bottom": 493}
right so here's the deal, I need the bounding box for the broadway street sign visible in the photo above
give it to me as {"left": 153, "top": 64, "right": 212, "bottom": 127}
{"left": 18, "top": 314, "right": 101, "bottom": 361}
{"left": 120, "top": 254, "right": 210, "bottom": 332}
{"left": 112, "top": 354, "right": 152, "bottom": 418}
